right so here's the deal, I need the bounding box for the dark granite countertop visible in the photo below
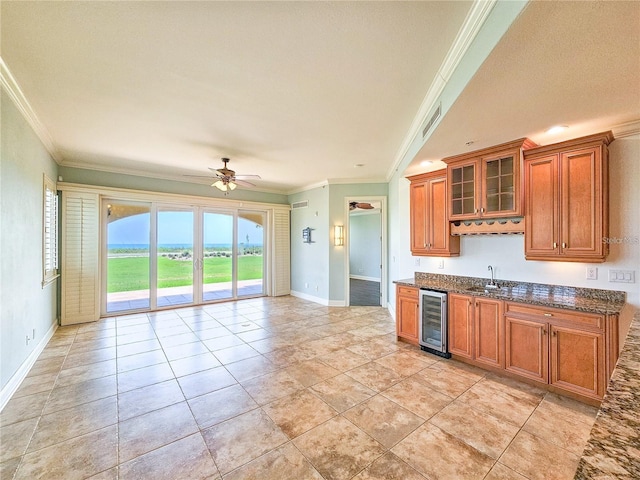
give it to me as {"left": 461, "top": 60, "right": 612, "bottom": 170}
{"left": 575, "top": 309, "right": 640, "bottom": 479}
{"left": 395, "top": 273, "right": 625, "bottom": 315}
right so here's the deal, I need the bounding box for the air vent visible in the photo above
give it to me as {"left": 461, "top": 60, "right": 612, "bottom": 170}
{"left": 422, "top": 103, "right": 442, "bottom": 139}
{"left": 291, "top": 200, "right": 309, "bottom": 209}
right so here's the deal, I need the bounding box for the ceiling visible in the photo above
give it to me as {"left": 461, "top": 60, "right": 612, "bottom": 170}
{"left": 2, "top": 1, "right": 639, "bottom": 194}
{"left": 0, "top": 0, "right": 472, "bottom": 193}
{"left": 407, "top": 0, "right": 640, "bottom": 175}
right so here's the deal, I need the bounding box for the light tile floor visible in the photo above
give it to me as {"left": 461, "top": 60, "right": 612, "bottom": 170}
{"left": 1, "top": 296, "right": 599, "bottom": 480}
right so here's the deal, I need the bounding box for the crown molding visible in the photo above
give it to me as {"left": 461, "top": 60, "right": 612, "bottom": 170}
{"left": 612, "top": 119, "right": 640, "bottom": 139}
{"left": 58, "top": 159, "right": 288, "bottom": 196}
{"left": 286, "top": 176, "right": 388, "bottom": 196}
{"left": 0, "top": 57, "right": 61, "bottom": 162}
{"left": 385, "top": 0, "right": 498, "bottom": 182}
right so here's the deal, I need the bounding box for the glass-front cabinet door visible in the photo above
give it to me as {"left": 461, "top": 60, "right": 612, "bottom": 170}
{"left": 449, "top": 161, "right": 477, "bottom": 219}
{"left": 481, "top": 152, "right": 518, "bottom": 217}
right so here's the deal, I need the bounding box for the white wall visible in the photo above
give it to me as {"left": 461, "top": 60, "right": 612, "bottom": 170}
{"left": 1, "top": 88, "right": 59, "bottom": 394}
{"left": 349, "top": 211, "right": 382, "bottom": 280}
{"left": 289, "top": 186, "right": 330, "bottom": 302}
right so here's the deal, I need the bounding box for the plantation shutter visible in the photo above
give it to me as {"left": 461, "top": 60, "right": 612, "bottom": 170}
{"left": 61, "top": 191, "right": 100, "bottom": 325}
{"left": 271, "top": 209, "right": 290, "bottom": 296}
{"left": 43, "top": 176, "right": 59, "bottom": 284}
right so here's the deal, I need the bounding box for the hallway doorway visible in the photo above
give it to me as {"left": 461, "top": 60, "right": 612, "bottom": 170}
{"left": 346, "top": 197, "right": 386, "bottom": 307}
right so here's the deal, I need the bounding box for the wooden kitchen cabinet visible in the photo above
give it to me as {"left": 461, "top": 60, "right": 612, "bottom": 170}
{"left": 505, "top": 315, "right": 548, "bottom": 383}
{"left": 550, "top": 325, "right": 605, "bottom": 399}
{"left": 448, "top": 293, "right": 474, "bottom": 358}
{"left": 504, "top": 302, "right": 607, "bottom": 401}
{"left": 408, "top": 170, "right": 459, "bottom": 257}
{"left": 474, "top": 297, "right": 504, "bottom": 369}
{"left": 443, "top": 138, "right": 537, "bottom": 221}
{"left": 396, "top": 285, "right": 419, "bottom": 345}
{"left": 524, "top": 131, "right": 613, "bottom": 262}
{"left": 449, "top": 293, "right": 504, "bottom": 366}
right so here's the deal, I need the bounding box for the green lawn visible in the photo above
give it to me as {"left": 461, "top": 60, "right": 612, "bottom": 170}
{"left": 107, "top": 255, "right": 263, "bottom": 293}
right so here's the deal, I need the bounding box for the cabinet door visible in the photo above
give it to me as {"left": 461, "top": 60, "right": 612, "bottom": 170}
{"left": 505, "top": 316, "right": 548, "bottom": 383}
{"left": 410, "top": 182, "right": 428, "bottom": 255}
{"left": 428, "top": 177, "right": 460, "bottom": 256}
{"left": 448, "top": 293, "right": 473, "bottom": 358}
{"left": 448, "top": 161, "right": 477, "bottom": 220}
{"left": 396, "top": 287, "right": 419, "bottom": 344}
{"left": 525, "top": 154, "right": 559, "bottom": 259}
{"left": 474, "top": 298, "right": 504, "bottom": 368}
{"left": 550, "top": 325, "right": 604, "bottom": 399}
{"left": 560, "top": 146, "right": 605, "bottom": 259}
{"left": 481, "top": 150, "right": 520, "bottom": 218}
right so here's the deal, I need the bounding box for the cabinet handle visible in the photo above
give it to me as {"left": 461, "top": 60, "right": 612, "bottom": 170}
{"left": 474, "top": 208, "right": 478, "bottom": 213}
{"left": 562, "top": 242, "right": 567, "bottom": 248}
{"left": 480, "top": 207, "right": 485, "bottom": 213}
{"left": 553, "top": 242, "right": 558, "bottom": 249}
{"left": 543, "top": 313, "right": 553, "bottom": 317}
{"left": 542, "top": 328, "right": 547, "bottom": 336}
{"left": 552, "top": 331, "right": 557, "bottom": 337}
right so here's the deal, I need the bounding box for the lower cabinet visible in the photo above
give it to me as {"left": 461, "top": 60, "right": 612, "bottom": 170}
{"left": 448, "top": 293, "right": 473, "bottom": 358}
{"left": 448, "top": 293, "right": 503, "bottom": 367}
{"left": 447, "top": 296, "right": 612, "bottom": 402}
{"left": 474, "top": 297, "right": 504, "bottom": 369}
{"left": 504, "top": 302, "right": 606, "bottom": 400}
{"left": 396, "top": 285, "right": 419, "bottom": 345}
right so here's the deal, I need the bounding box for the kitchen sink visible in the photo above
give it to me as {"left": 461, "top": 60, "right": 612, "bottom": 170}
{"left": 465, "top": 285, "right": 502, "bottom": 293}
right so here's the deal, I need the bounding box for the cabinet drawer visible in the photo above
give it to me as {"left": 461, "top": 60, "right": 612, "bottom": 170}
{"left": 505, "top": 302, "right": 603, "bottom": 329}
{"left": 397, "top": 286, "right": 419, "bottom": 298}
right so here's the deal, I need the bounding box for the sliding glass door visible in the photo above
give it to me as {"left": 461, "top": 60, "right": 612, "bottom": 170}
{"left": 202, "top": 211, "right": 233, "bottom": 301}
{"left": 237, "top": 211, "right": 265, "bottom": 297}
{"left": 105, "top": 201, "right": 151, "bottom": 313}
{"left": 102, "top": 202, "right": 266, "bottom": 315}
{"left": 157, "top": 209, "right": 194, "bottom": 307}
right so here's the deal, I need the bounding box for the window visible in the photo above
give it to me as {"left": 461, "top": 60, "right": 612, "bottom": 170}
{"left": 43, "top": 175, "right": 59, "bottom": 286}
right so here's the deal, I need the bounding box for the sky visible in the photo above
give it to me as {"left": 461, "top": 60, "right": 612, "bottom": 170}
{"left": 108, "top": 212, "right": 263, "bottom": 245}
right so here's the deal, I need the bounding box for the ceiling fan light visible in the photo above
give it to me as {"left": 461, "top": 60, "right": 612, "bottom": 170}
{"left": 213, "top": 180, "right": 227, "bottom": 191}
{"left": 228, "top": 181, "right": 237, "bottom": 191}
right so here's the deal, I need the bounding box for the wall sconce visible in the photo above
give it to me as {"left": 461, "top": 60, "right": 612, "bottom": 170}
{"left": 334, "top": 225, "right": 344, "bottom": 246}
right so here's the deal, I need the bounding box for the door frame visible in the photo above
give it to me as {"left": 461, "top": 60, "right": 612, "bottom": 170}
{"left": 344, "top": 196, "right": 387, "bottom": 307}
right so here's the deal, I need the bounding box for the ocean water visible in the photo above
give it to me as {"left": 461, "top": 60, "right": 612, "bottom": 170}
{"left": 108, "top": 243, "right": 262, "bottom": 251}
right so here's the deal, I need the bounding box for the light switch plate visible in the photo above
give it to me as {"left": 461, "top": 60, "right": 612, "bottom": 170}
{"left": 609, "top": 269, "right": 636, "bottom": 283}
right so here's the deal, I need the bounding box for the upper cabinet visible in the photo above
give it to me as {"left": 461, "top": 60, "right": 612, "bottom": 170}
{"left": 524, "top": 131, "right": 613, "bottom": 262}
{"left": 443, "top": 138, "right": 538, "bottom": 221}
{"left": 407, "top": 170, "right": 460, "bottom": 257}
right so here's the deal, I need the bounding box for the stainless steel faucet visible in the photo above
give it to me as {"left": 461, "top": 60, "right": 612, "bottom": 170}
{"left": 486, "top": 265, "right": 498, "bottom": 288}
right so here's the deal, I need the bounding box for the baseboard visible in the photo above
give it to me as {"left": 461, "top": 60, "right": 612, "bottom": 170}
{"left": 349, "top": 275, "right": 381, "bottom": 282}
{"left": 290, "top": 290, "right": 329, "bottom": 306}
{"left": 387, "top": 302, "right": 396, "bottom": 320}
{"left": 0, "top": 320, "right": 58, "bottom": 411}
{"left": 328, "top": 300, "right": 347, "bottom": 307}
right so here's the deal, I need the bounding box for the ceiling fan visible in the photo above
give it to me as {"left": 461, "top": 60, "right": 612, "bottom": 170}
{"left": 188, "top": 158, "right": 261, "bottom": 194}
{"left": 349, "top": 201, "right": 374, "bottom": 211}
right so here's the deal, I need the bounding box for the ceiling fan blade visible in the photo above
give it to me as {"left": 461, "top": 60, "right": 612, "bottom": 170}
{"left": 357, "top": 203, "right": 374, "bottom": 209}
{"left": 235, "top": 174, "right": 261, "bottom": 179}
{"left": 184, "top": 174, "right": 214, "bottom": 178}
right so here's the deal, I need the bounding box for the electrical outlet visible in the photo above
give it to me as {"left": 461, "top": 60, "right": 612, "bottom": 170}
{"left": 586, "top": 266, "right": 597, "bottom": 280}
{"left": 414, "top": 258, "right": 420, "bottom": 267}
{"left": 304, "top": 282, "right": 309, "bottom": 288}
{"left": 315, "top": 285, "right": 319, "bottom": 291}
{"left": 438, "top": 260, "right": 444, "bottom": 269}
